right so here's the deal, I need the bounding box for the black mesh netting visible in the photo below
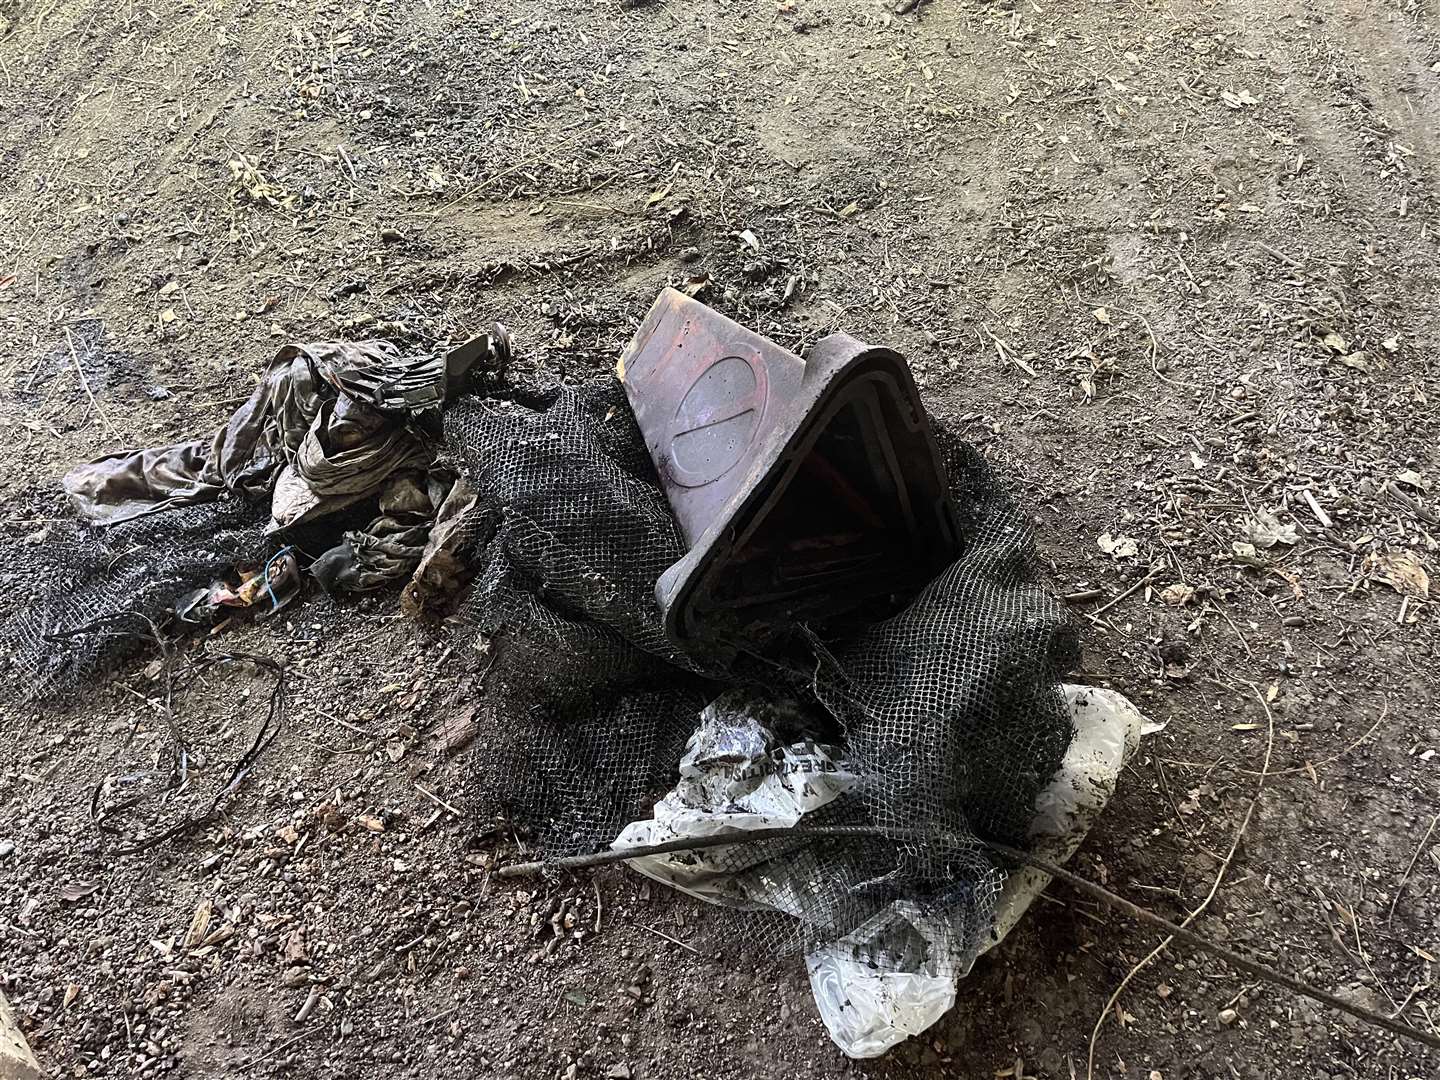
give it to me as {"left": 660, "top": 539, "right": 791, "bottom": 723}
{"left": 0, "top": 376, "right": 1078, "bottom": 977}
{"left": 438, "top": 380, "right": 1079, "bottom": 971}
{"left": 1, "top": 496, "right": 273, "bottom": 696}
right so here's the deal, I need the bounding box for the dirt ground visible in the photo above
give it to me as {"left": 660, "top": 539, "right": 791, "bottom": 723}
{"left": 2, "top": 0, "right": 1439, "bottom": 1077}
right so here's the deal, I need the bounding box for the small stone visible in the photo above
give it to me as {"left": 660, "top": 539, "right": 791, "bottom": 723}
{"left": 678, "top": 246, "right": 701, "bottom": 263}
{"left": 0, "top": 839, "right": 13, "bottom": 858}
{"left": 1218, "top": 1007, "right": 1239, "bottom": 1026}
{"left": 607, "top": 1066, "right": 631, "bottom": 1080}
{"left": 380, "top": 227, "right": 404, "bottom": 243}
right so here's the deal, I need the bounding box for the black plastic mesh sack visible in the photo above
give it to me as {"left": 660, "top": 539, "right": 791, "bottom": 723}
{"left": 438, "top": 378, "right": 1079, "bottom": 973}
{"left": 0, "top": 496, "right": 273, "bottom": 698}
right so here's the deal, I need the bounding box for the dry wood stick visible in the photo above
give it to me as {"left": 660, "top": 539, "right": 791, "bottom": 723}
{"left": 495, "top": 822, "right": 1440, "bottom": 1052}
{"left": 1086, "top": 681, "right": 1274, "bottom": 1078}
{"left": 1388, "top": 813, "right": 1439, "bottom": 925}
{"left": 66, "top": 325, "right": 112, "bottom": 435}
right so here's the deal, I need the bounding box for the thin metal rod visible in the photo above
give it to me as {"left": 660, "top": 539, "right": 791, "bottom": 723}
{"left": 498, "top": 826, "right": 1440, "bottom": 1052}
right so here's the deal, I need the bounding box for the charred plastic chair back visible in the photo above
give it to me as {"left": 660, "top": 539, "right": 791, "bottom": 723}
{"left": 618, "top": 288, "right": 961, "bottom": 653}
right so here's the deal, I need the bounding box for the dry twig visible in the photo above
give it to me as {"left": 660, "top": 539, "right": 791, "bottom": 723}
{"left": 1085, "top": 682, "right": 1276, "bottom": 1079}
{"left": 496, "top": 821, "right": 1440, "bottom": 1051}
{"left": 66, "top": 325, "right": 112, "bottom": 435}
{"left": 1387, "top": 813, "right": 1439, "bottom": 925}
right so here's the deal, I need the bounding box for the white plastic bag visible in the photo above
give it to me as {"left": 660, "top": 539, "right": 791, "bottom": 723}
{"left": 614, "top": 684, "right": 1152, "bottom": 1058}
{"left": 612, "top": 691, "right": 855, "bottom": 908}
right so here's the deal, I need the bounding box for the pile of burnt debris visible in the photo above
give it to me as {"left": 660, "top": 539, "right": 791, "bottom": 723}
{"left": 1, "top": 291, "right": 1148, "bottom": 1056}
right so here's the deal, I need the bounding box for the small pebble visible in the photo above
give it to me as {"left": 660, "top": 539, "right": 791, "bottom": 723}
{"left": 1218, "top": 1007, "right": 1239, "bottom": 1026}
{"left": 0, "top": 839, "right": 14, "bottom": 858}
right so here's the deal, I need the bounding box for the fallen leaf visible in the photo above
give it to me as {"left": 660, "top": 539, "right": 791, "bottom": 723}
{"left": 1098, "top": 532, "right": 1139, "bottom": 558}
{"left": 1092, "top": 307, "right": 1111, "bottom": 325}
{"left": 1243, "top": 510, "right": 1298, "bottom": 549}
{"left": 1269, "top": 565, "right": 1305, "bottom": 600}
{"left": 1321, "top": 331, "right": 1348, "bottom": 354}
{"left": 59, "top": 882, "right": 100, "bottom": 903}
{"left": 1395, "top": 469, "right": 1430, "bottom": 492}
{"left": 1160, "top": 583, "right": 1195, "bottom": 606}
{"left": 737, "top": 229, "right": 761, "bottom": 253}
{"left": 183, "top": 899, "right": 213, "bottom": 949}
{"left": 357, "top": 813, "right": 386, "bottom": 833}
{"left": 838, "top": 201, "right": 859, "bottom": 218}
{"left": 1368, "top": 550, "right": 1429, "bottom": 599}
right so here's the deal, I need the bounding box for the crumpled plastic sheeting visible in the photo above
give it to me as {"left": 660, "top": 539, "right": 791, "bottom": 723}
{"left": 60, "top": 333, "right": 506, "bottom": 598}
{"left": 614, "top": 692, "right": 857, "bottom": 908}
{"left": 62, "top": 339, "right": 485, "bottom": 528}
{"left": 63, "top": 345, "right": 326, "bottom": 526}
{"left": 268, "top": 394, "right": 431, "bottom": 533}
{"left": 310, "top": 472, "right": 453, "bottom": 593}
{"left": 614, "top": 684, "right": 1150, "bottom": 1059}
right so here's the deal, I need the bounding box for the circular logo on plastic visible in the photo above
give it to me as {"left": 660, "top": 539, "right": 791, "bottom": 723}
{"left": 668, "top": 352, "right": 766, "bottom": 488}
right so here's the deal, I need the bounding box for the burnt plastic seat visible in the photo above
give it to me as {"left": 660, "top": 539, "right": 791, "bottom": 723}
{"left": 618, "top": 289, "right": 961, "bottom": 653}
